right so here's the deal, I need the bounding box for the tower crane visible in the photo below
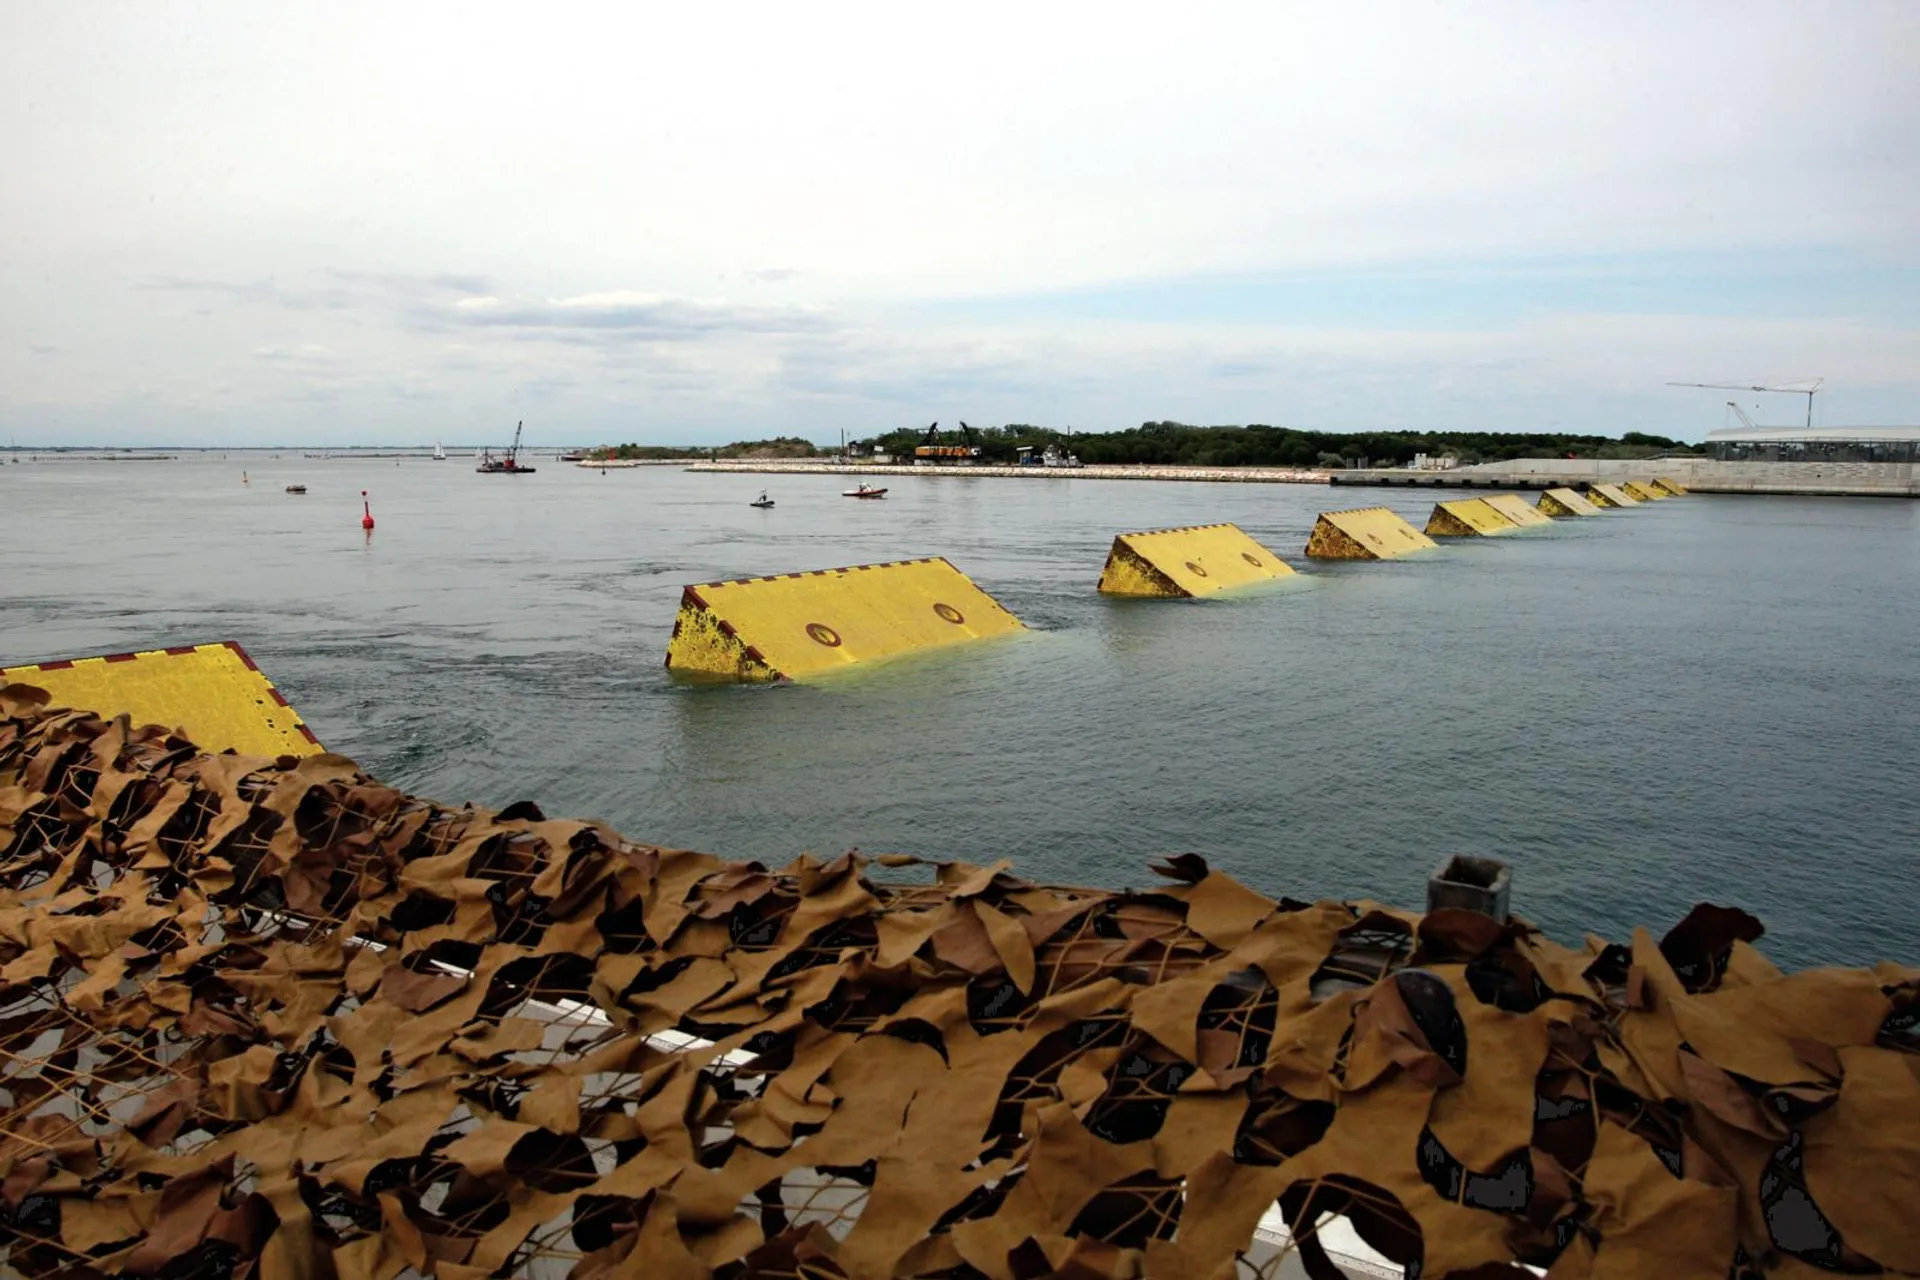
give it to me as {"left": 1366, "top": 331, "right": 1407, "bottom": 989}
{"left": 1667, "top": 379, "right": 1823, "bottom": 429}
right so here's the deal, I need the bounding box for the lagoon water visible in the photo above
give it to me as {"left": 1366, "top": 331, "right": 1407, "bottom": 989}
{"left": 3, "top": 453, "right": 1916, "bottom": 970}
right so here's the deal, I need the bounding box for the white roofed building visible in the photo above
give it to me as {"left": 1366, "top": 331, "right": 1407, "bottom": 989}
{"left": 1704, "top": 424, "right": 1920, "bottom": 464}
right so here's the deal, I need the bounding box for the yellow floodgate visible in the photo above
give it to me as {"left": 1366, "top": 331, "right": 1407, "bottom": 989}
{"left": 1621, "top": 479, "right": 1665, "bottom": 501}
{"left": 1479, "top": 493, "right": 1553, "bottom": 527}
{"left": 1097, "top": 522, "right": 1296, "bottom": 596}
{"left": 1586, "top": 483, "right": 1640, "bottom": 508}
{"left": 664, "top": 557, "right": 1026, "bottom": 681}
{"left": 1, "top": 641, "right": 322, "bottom": 756}
{"left": 1538, "top": 487, "right": 1603, "bottom": 517}
{"left": 1424, "top": 498, "right": 1519, "bottom": 537}
{"left": 1305, "top": 507, "right": 1438, "bottom": 559}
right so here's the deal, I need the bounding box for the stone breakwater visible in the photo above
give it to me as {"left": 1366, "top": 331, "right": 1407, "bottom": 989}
{"left": 682, "top": 459, "right": 1332, "bottom": 484}
{"left": 571, "top": 457, "right": 692, "bottom": 468}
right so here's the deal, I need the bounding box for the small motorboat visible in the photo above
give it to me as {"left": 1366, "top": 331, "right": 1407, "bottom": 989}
{"left": 749, "top": 492, "right": 775, "bottom": 509}
{"left": 842, "top": 484, "right": 888, "bottom": 499}
{"left": 285, "top": 484, "right": 307, "bottom": 494}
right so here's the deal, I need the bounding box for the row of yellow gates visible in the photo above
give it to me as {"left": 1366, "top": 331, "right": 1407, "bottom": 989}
{"left": 660, "top": 476, "right": 1685, "bottom": 680}
{"left": 1, "top": 479, "right": 1689, "bottom": 738}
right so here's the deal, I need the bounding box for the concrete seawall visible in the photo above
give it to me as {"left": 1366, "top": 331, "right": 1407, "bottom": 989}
{"left": 1331, "top": 457, "right": 1918, "bottom": 498}
{"left": 654, "top": 456, "right": 1917, "bottom": 497}
{"left": 684, "top": 459, "right": 1331, "bottom": 484}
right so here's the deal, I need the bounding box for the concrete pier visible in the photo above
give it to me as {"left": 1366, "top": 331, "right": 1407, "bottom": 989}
{"left": 1331, "top": 457, "right": 1919, "bottom": 498}
{"left": 686, "top": 459, "right": 1331, "bottom": 484}
{"left": 683, "top": 457, "right": 1914, "bottom": 496}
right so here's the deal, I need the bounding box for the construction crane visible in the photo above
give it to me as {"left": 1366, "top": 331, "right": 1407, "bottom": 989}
{"left": 1668, "top": 379, "right": 1823, "bottom": 429}
{"left": 1724, "top": 401, "right": 1759, "bottom": 432}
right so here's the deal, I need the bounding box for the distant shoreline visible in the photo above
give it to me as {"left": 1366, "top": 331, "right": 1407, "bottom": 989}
{"left": 3, "top": 453, "right": 179, "bottom": 461}
{"left": 680, "top": 460, "right": 1332, "bottom": 484}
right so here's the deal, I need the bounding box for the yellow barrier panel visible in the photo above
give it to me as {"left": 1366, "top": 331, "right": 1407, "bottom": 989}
{"left": 1423, "top": 499, "right": 1518, "bottom": 537}
{"left": 1097, "top": 523, "right": 1296, "bottom": 597}
{"left": 1304, "top": 507, "right": 1438, "bottom": 559}
{"left": 1586, "top": 483, "right": 1639, "bottom": 508}
{"left": 1652, "top": 476, "right": 1689, "bottom": 495}
{"left": 1621, "top": 480, "right": 1664, "bottom": 501}
{"left": 1538, "top": 487, "right": 1603, "bottom": 517}
{"left": 664, "top": 557, "right": 1026, "bottom": 681}
{"left": 1478, "top": 494, "right": 1553, "bottom": 528}
{"left": 1, "top": 641, "right": 322, "bottom": 756}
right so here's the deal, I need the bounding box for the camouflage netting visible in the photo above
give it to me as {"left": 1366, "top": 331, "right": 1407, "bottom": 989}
{"left": 0, "top": 685, "right": 1915, "bottom": 1279}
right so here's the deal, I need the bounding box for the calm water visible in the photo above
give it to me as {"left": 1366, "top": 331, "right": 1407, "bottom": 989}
{"left": 3, "top": 454, "right": 1915, "bottom": 969}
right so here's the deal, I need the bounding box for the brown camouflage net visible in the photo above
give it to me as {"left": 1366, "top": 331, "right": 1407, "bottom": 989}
{"left": 0, "top": 684, "right": 1915, "bottom": 1279}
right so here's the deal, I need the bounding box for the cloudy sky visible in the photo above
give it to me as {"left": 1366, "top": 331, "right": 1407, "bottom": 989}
{"left": 3, "top": 1, "right": 1916, "bottom": 446}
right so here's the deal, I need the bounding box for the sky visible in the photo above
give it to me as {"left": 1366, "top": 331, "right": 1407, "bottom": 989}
{"left": 2, "top": 1, "right": 1917, "bottom": 447}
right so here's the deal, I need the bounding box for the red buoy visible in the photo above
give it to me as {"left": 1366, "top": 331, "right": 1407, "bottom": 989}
{"left": 361, "top": 490, "right": 375, "bottom": 531}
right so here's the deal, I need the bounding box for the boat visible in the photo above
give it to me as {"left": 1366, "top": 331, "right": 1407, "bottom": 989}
{"left": 749, "top": 492, "right": 776, "bottom": 509}
{"left": 285, "top": 484, "right": 307, "bottom": 494}
{"left": 842, "top": 484, "right": 887, "bottom": 499}
{"left": 433, "top": 442, "right": 447, "bottom": 461}
{"left": 477, "top": 421, "right": 537, "bottom": 474}
{"left": 559, "top": 452, "right": 586, "bottom": 462}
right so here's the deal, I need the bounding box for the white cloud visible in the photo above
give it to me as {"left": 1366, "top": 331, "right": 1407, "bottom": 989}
{"left": 0, "top": 0, "right": 1916, "bottom": 443}
{"left": 252, "top": 343, "right": 336, "bottom": 361}
{"left": 437, "top": 291, "right": 830, "bottom": 338}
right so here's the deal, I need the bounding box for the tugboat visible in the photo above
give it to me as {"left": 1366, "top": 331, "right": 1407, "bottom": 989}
{"left": 477, "top": 422, "right": 537, "bottom": 474}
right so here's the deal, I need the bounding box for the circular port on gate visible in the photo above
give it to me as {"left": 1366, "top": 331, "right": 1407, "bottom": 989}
{"left": 1241, "top": 552, "right": 1263, "bottom": 567}
{"left": 805, "top": 623, "right": 843, "bottom": 647}
{"left": 933, "top": 603, "right": 965, "bottom": 624}
{"left": 1185, "top": 561, "right": 1209, "bottom": 577}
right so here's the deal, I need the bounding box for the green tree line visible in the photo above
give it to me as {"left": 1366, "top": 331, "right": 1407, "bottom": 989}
{"left": 587, "top": 424, "right": 1694, "bottom": 467}
{"left": 856, "top": 423, "right": 1694, "bottom": 468}
{"left": 593, "top": 436, "right": 820, "bottom": 461}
